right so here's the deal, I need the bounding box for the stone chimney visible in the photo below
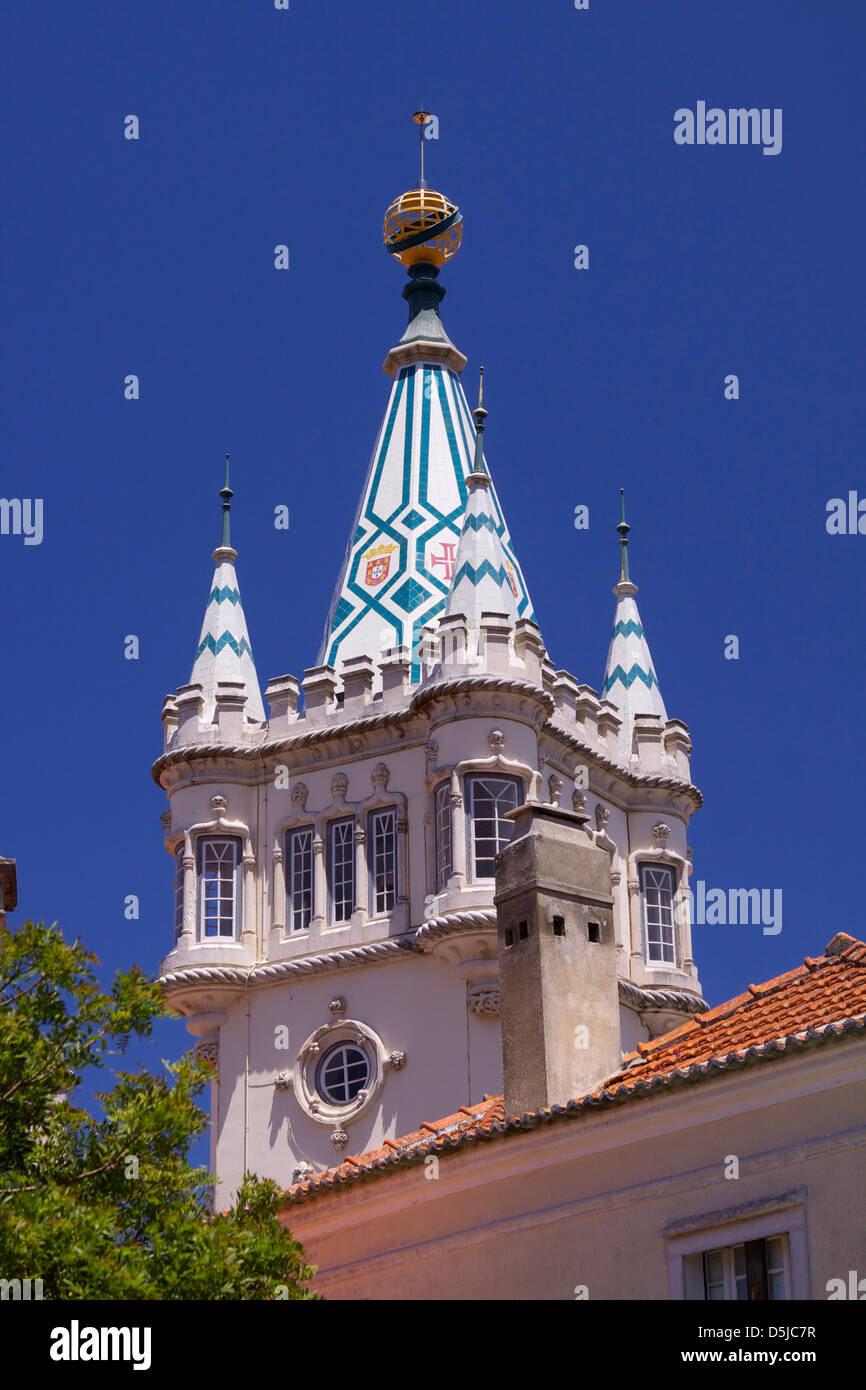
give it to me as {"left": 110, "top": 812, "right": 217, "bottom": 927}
{"left": 494, "top": 802, "right": 620, "bottom": 1116}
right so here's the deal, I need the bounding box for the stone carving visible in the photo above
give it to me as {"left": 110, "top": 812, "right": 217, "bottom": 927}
{"left": 595, "top": 804, "right": 610, "bottom": 831}
{"left": 468, "top": 985, "right": 501, "bottom": 1017}
{"left": 291, "top": 781, "right": 309, "bottom": 808}
{"left": 330, "top": 1126, "right": 349, "bottom": 1152}
{"left": 160, "top": 810, "right": 172, "bottom": 831}
{"left": 371, "top": 762, "right": 390, "bottom": 790}
{"left": 209, "top": 794, "right": 228, "bottom": 816}
{"left": 329, "top": 996, "right": 347, "bottom": 1017}
{"left": 387, "top": 1050, "right": 407, "bottom": 1071}
{"left": 195, "top": 1040, "right": 219, "bottom": 1069}
{"left": 547, "top": 774, "right": 563, "bottom": 805}
{"left": 274, "top": 1070, "right": 292, "bottom": 1091}
{"left": 653, "top": 822, "right": 671, "bottom": 845}
{"left": 292, "top": 1161, "right": 314, "bottom": 1184}
{"left": 572, "top": 790, "right": 588, "bottom": 814}
{"left": 331, "top": 771, "right": 349, "bottom": 801}
{"left": 488, "top": 728, "right": 506, "bottom": 752}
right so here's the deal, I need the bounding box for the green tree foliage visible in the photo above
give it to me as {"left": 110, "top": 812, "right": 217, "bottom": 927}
{"left": 0, "top": 921, "right": 317, "bottom": 1299}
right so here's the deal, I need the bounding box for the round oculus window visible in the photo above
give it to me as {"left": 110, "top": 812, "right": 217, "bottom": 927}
{"left": 315, "top": 1042, "right": 371, "bottom": 1105}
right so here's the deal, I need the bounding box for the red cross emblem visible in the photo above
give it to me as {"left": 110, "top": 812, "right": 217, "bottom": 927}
{"left": 429, "top": 541, "right": 457, "bottom": 581}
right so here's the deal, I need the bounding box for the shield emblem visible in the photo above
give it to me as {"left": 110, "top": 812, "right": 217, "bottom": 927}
{"left": 363, "top": 546, "right": 396, "bottom": 587}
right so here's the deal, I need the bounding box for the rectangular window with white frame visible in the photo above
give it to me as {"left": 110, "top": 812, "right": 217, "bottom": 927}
{"left": 663, "top": 1192, "right": 809, "bottom": 1300}
{"left": 327, "top": 817, "right": 355, "bottom": 924}
{"left": 369, "top": 808, "right": 396, "bottom": 916}
{"left": 286, "top": 826, "right": 313, "bottom": 932}
{"left": 687, "top": 1235, "right": 790, "bottom": 1301}
{"left": 640, "top": 862, "right": 677, "bottom": 965}
{"left": 197, "top": 836, "right": 242, "bottom": 940}
{"left": 435, "top": 782, "right": 452, "bottom": 892}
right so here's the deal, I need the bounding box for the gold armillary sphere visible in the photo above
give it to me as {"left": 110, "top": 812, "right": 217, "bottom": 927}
{"left": 383, "top": 111, "right": 463, "bottom": 268}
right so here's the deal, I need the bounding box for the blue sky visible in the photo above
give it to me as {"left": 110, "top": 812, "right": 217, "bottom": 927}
{"left": 2, "top": 2, "right": 864, "bottom": 1111}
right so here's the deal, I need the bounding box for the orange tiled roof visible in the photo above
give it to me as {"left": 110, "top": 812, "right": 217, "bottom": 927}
{"left": 285, "top": 932, "right": 866, "bottom": 1204}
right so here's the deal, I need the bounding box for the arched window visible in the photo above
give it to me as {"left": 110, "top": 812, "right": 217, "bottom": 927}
{"left": 467, "top": 774, "right": 521, "bottom": 879}
{"left": 327, "top": 817, "right": 355, "bottom": 924}
{"left": 434, "top": 782, "right": 452, "bottom": 891}
{"left": 641, "top": 863, "right": 676, "bottom": 965}
{"left": 173, "top": 845, "right": 184, "bottom": 941}
{"left": 369, "top": 808, "right": 396, "bottom": 915}
{"left": 286, "top": 826, "right": 313, "bottom": 932}
{"left": 197, "top": 837, "right": 242, "bottom": 940}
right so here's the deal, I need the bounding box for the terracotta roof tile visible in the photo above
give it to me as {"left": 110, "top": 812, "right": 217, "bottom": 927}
{"left": 284, "top": 934, "right": 866, "bottom": 1205}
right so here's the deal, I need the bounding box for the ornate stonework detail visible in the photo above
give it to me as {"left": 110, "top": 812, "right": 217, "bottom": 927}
{"left": 628, "top": 877, "right": 641, "bottom": 894}
{"left": 292, "top": 1161, "right": 314, "bottom": 1184}
{"left": 272, "top": 845, "right": 284, "bottom": 864}
{"left": 313, "top": 834, "right": 324, "bottom": 857}
{"left": 354, "top": 827, "right": 366, "bottom": 845}
{"left": 387, "top": 1050, "right": 407, "bottom": 1071}
{"left": 595, "top": 804, "right": 610, "bottom": 832}
{"left": 488, "top": 728, "right": 506, "bottom": 752}
{"left": 182, "top": 854, "right": 195, "bottom": 871}
{"left": 468, "top": 985, "right": 501, "bottom": 1017}
{"left": 371, "top": 762, "right": 390, "bottom": 790}
{"left": 160, "top": 810, "right": 172, "bottom": 831}
{"left": 330, "top": 1126, "right": 349, "bottom": 1152}
{"left": 329, "top": 996, "right": 347, "bottom": 1018}
{"left": 195, "top": 1039, "right": 219, "bottom": 1070}
{"left": 610, "top": 870, "right": 622, "bottom": 887}
{"left": 396, "top": 818, "right": 409, "bottom": 834}
{"left": 547, "top": 773, "right": 563, "bottom": 805}
{"left": 424, "top": 737, "right": 438, "bottom": 766}
{"left": 209, "top": 794, "right": 228, "bottom": 816}
{"left": 274, "top": 1070, "right": 292, "bottom": 1091}
{"left": 450, "top": 792, "right": 463, "bottom": 808}
{"left": 572, "top": 789, "right": 588, "bottom": 814}
{"left": 652, "top": 822, "right": 671, "bottom": 845}
{"left": 291, "top": 781, "right": 309, "bottom": 809}
{"left": 330, "top": 771, "right": 349, "bottom": 801}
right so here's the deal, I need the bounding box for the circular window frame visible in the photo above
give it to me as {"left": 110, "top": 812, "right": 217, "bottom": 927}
{"left": 293, "top": 1018, "right": 388, "bottom": 1126}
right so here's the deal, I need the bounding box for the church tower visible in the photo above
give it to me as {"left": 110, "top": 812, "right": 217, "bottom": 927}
{"left": 153, "top": 116, "right": 705, "bottom": 1196}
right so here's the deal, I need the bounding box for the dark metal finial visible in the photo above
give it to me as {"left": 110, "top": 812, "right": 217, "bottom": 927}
{"left": 616, "top": 488, "right": 630, "bottom": 582}
{"left": 220, "top": 453, "right": 233, "bottom": 549}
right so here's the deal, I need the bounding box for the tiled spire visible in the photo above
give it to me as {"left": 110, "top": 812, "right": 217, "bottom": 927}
{"left": 189, "top": 456, "right": 265, "bottom": 725}
{"left": 318, "top": 186, "right": 533, "bottom": 686}
{"left": 601, "top": 491, "right": 667, "bottom": 738}
{"left": 443, "top": 369, "right": 520, "bottom": 627}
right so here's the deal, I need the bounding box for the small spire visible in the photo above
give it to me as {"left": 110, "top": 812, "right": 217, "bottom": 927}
{"left": 617, "top": 487, "right": 630, "bottom": 583}
{"left": 220, "top": 454, "right": 233, "bottom": 549}
{"left": 472, "top": 367, "right": 488, "bottom": 476}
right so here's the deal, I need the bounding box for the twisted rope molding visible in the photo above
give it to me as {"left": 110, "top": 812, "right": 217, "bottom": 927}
{"left": 618, "top": 979, "right": 708, "bottom": 1015}
{"left": 414, "top": 909, "right": 497, "bottom": 946}
{"left": 160, "top": 914, "right": 707, "bottom": 1022}
{"left": 160, "top": 934, "right": 419, "bottom": 992}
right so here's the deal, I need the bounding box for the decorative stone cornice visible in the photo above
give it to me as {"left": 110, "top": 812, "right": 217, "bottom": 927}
{"left": 414, "top": 909, "right": 498, "bottom": 948}
{"left": 617, "top": 979, "right": 707, "bottom": 1015}
{"left": 159, "top": 934, "right": 419, "bottom": 993}
{"left": 153, "top": 673, "right": 703, "bottom": 811}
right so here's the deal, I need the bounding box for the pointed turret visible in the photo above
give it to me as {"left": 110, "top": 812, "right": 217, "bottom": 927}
{"left": 444, "top": 369, "right": 520, "bottom": 628}
{"left": 601, "top": 492, "right": 667, "bottom": 744}
{"left": 318, "top": 113, "right": 532, "bottom": 687}
{"left": 189, "top": 457, "right": 266, "bottom": 725}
